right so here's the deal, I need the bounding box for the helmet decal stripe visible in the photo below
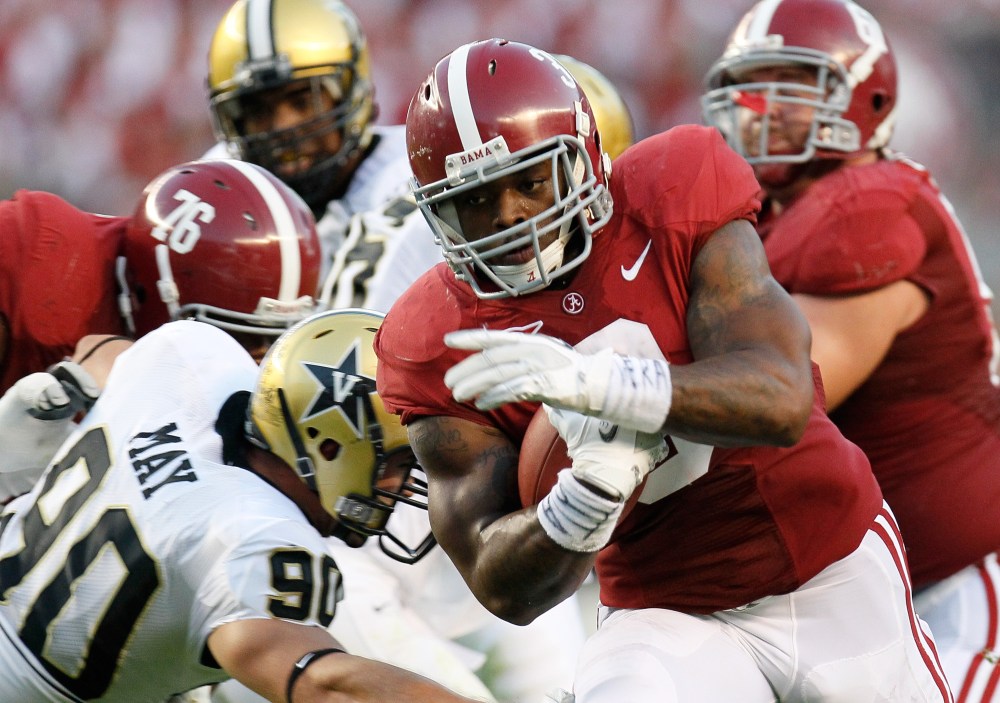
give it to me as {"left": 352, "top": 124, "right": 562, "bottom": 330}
{"left": 745, "top": 0, "right": 782, "bottom": 42}
{"left": 446, "top": 43, "right": 484, "bottom": 150}
{"left": 844, "top": 3, "right": 888, "bottom": 84}
{"left": 246, "top": 0, "right": 277, "bottom": 60}
{"left": 224, "top": 160, "right": 302, "bottom": 300}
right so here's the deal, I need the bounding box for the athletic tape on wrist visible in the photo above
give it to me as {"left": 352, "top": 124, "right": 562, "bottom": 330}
{"left": 603, "top": 355, "right": 671, "bottom": 433}
{"left": 537, "top": 469, "right": 624, "bottom": 553}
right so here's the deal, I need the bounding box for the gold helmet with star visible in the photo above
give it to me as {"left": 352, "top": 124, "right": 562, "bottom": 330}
{"left": 206, "top": 0, "right": 376, "bottom": 213}
{"left": 553, "top": 54, "right": 635, "bottom": 159}
{"left": 247, "top": 308, "right": 433, "bottom": 562}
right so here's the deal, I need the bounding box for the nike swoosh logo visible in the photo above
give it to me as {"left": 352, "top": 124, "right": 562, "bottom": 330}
{"left": 621, "top": 240, "right": 652, "bottom": 281}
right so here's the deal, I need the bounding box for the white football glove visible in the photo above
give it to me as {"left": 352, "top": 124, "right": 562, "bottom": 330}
{"left": 0, "top": 361, "right": 100, "bottom": 476}
{"left": 444, "top": 329, "right": 671, "bottom": 433}
{"left": 536, "top": 406, "right": 668, "bottom": 553}
{"left": 547, "top": 406, "right": 668, "bottom": 502}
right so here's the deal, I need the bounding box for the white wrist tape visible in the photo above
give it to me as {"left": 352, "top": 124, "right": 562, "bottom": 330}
{"left": 600, "top": 354, "right": 672, "bottom": 433}
{"left": 536, "top": 468, "right": 624, "bottom": 553}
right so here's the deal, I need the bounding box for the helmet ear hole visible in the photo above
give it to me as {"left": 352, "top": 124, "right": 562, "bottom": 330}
{"left": 872, "top": 91, "right": 890, "bottom": 113}
{"left": 319, "top": 438, "right": 341, "bottom": 461}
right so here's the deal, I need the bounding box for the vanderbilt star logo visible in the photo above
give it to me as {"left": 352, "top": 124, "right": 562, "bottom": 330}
{"left": 621, "top": 240, "right": 652, "bottom": 281}
{"left": 300, "top": 338, "right": 373, "bottom": 438}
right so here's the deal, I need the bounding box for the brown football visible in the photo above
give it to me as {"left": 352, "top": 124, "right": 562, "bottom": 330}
{"left": 517, "top": 405, "right": 570, "bottom": 508}
{"left": 517, "top": 406, "right": 645, "bottom": 523}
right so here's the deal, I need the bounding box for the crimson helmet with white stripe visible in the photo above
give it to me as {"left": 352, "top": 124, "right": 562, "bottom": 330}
{"left": 121, "top": 159, "right": 323, "bottom": 337}
{"left": 405, "top": 38, "right": 613, "bottom": 299}
{"left": 702, "top": 0, "right": 897, "bottom": 164}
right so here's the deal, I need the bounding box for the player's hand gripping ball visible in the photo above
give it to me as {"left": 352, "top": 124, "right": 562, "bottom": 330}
{"left": 517, "top": 405, "right": 647, "bottom": 522}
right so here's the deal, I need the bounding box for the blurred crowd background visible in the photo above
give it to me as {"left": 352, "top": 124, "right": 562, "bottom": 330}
{"left": 2, "top": 0, "right": 999, "bottom": 287}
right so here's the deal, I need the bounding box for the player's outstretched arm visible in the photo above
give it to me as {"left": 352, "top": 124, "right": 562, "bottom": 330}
{"left": 669, "top": 218, "right": 815, "bottom": 447}
{"left": 208, "top": 617, "right": 485, "bottom": 703}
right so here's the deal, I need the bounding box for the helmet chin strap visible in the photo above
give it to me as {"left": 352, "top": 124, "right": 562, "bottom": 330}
{"left": 115, "top": 256, "right": 136, "bottom": 337}
{"left": 154, "top": 244, "right": 182, "bottom": 320}
{"left": 490, "top": 225, "right": 572, "bottom": 288}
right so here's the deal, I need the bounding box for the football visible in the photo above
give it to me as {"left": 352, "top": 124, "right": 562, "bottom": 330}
{"left": 517, "top": 406, "right": 570, "bottom": 508}
{"left": 517, "top": 406, "right": 647, "bottom": 524}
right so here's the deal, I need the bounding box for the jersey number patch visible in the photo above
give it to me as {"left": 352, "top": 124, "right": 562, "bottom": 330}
{"left": 0, "top": 426, "right": 159, "bottom": 700}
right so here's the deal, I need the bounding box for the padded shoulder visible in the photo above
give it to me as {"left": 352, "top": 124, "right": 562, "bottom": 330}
{"left": 764, "top": 161, "right": 929, "bottom": 294}
{"left": 3, "top": 190, "right": 128, "bottom": 345}
{"left": 612, "top": 125, "right": 761, "bottom": 231}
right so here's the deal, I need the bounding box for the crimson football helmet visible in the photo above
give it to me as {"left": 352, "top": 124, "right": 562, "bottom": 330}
{"left": 249, "top": 308, "right": 433, "bottom": 563}
{"left": 406, "top": 38, "right": 613, "bottom": 299}
{"left": 207, "top": 0, "right": 376, "bottom": 213}
{"left": 120, "top": 158, "right": 322, "bottom": 338}
{"left": 702, "top": 0, "right": 897, "bottom": 164}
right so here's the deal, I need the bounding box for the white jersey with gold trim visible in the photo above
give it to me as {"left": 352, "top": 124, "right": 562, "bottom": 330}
{"left": 0, "top": 321, "right": 339, "bottom": 703}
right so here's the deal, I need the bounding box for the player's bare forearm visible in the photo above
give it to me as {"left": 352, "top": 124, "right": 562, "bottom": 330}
{"left": 472, "top": 504, "right": 594, "bottom": 624}
{"left": 408, "top": 415, "right": 593, "bottom": 624}
{"left": 211, "top": 618, "right": 482, "bottom": 703}
{"left": 296, "top": 652, "right": 486, "bottom": 703}
{"left": 671, "top": 219, "right": 813, "bottom": 447}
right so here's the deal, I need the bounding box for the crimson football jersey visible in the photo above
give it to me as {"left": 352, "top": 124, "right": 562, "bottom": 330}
{"left": 761, "top": 154, "right": 1000, "bottom": 587}
{"left": 0, "top": 191, "right": 127, "bottom": 393}
{"left": 376, "top": 126, "right": 882, "bottom": 613}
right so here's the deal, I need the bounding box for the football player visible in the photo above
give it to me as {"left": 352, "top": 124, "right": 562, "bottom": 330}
{"left": 702, "top": 0, "right": 1000, "bottom": 698}
{"left": 0, "top": 309, "right": 483, "bottom": 703}
{"left": 204, "top": 3, "right": 590, "bottom": 700}
{"left": 0, "top": 158, "right": 323, "bottom": 496}
{"left": 373, "top": 38, "right": 953, "bottom": 702}
{"left": 205, "top": 0, "right": 442, "bottom": 312}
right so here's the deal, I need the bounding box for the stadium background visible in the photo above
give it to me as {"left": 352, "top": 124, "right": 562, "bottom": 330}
{"left": 2, "top": 0, "right": 998, "bottom": 289}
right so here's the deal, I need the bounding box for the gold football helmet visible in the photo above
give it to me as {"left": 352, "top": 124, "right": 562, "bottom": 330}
{"left": 207, "top": 0, "right": 376, "bottom": 213}
{"left": 248, "top": 308, "right": 433, "bottom": 563}
{"left": 554, "top": 55, "right": 635, "bottom": 159}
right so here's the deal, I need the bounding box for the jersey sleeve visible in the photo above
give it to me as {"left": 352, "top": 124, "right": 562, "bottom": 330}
{"left": 767, "top": 168, "right": 927, "bottom": 295}
{"left": 1, "top": 191, "right": 127, "bottom": 347}
{"left": 374, "top": 270, "right": 492, "bottom": 428}
{"left": 201, "top": 515, "right": 342, "bottom": 629}
{"left": 190, "top": 505, "right": 340, "bottom": 653}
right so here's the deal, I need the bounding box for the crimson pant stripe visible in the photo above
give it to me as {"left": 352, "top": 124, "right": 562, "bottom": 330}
{"left": 874, "top": 506, "right": 954, "bottom": 702}
{"left": 956, "top": 555, "right": 1000, "bottom": 702}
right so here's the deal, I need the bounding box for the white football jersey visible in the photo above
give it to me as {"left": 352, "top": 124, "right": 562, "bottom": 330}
{"left": 314, "top": 125, "right": 442, "bottom": 312}
{"left": 0, "top": 321, "right": 341, "bottom": 703}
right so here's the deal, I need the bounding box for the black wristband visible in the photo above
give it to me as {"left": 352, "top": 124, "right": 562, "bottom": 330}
{"left": 286, "top": 648, "right": 345, "bottom": 703}
{"left": 75, "top": 335, "right": 133, "bottom": 364}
